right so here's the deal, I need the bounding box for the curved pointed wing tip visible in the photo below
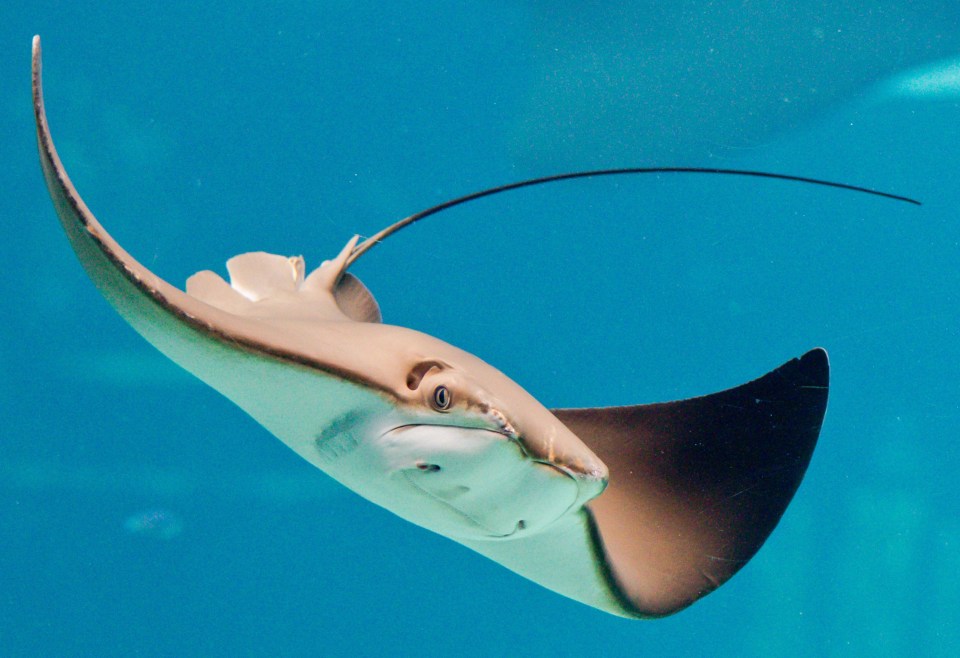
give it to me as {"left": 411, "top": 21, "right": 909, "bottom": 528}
{"left": 32, "top": 37, "right": 42, "bottom": 90}
{"left": 785, "top": 346, "right": 830, "bottom": 394}
{"left": 32, "top": 36, "right": 41, "bottom": 88}
{"left": 801, "top": 346, "right": 829, "bottom": 370}
{"left": 556, "top": 347, "right": 830, "bottom": 618}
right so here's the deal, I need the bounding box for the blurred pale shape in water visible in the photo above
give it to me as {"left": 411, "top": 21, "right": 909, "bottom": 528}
{"left": 883, "top": 58, "right": 960, "bottom": 98}
{"left": 124, "top": 509, "right": 183, "bottom": 540}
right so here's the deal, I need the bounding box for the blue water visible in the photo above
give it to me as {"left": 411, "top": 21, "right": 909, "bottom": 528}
{"left": 3, "top": 3, "right": 959, "bottom": 656}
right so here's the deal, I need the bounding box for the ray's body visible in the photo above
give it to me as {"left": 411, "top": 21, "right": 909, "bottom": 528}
{"left": 33, "top": 36, "right": 829, "bottom": 618}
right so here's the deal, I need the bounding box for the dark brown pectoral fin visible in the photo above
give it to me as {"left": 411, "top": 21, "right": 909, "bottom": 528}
{"left": 553, "top": 348, "right": 828, "bottom": 617}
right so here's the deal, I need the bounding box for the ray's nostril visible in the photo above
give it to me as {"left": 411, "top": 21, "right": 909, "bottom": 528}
{"left": 416, "top": 462, "right": 441, "bottom": 472}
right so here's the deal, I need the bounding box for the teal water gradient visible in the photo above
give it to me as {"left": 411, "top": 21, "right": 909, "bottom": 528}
{"left": 2, "top": 3, "right": 959, "bottom": 656}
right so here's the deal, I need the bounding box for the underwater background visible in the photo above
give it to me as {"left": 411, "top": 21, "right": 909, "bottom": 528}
{"left": 2, "top": 2, "right": 958, "bottom": 656}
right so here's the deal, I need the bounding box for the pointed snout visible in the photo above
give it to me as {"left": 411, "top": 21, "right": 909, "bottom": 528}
{"left": 510, "top": 409, "right": 609, "bottom": 507}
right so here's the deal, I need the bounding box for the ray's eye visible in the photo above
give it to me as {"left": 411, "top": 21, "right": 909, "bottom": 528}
{"left": 432, "top": 385, "right": 451, "bottom": 411}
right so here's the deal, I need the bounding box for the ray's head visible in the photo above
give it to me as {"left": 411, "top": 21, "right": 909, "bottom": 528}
{"left": 181, "top": 245, "right": 608, "bottom": 544}
{"left": 343, "top": 346, "right": 609, "bottom": 543}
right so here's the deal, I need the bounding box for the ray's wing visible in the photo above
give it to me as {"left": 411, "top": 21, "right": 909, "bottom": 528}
{"left": 31, "top": 35, "right": 400, "bottom": 455}
{"left": 553, "top": 348, "right": 828, "bottom": 617}
{"left": 34, "top": 35, "right": 828, "bottom": 618}
{"left": 31, "top": 36, "right": 382, "bottom": 386}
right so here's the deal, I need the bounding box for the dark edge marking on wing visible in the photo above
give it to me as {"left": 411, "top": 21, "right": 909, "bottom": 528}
{"left": 31, "top": 36, "right": 395, "bottom": 399}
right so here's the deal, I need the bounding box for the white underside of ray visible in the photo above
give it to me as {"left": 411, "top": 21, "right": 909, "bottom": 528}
{"left": 101, "top": 282, "right": 626, "bottom": 614}
{"left": 72, "top": 248, "right": 400, "bottom": 474}
{"left": 128, "top": 296, "right": 623, "bottom": 614}
{"left": 460, "top": 512, "right": 628, "bottom": 616}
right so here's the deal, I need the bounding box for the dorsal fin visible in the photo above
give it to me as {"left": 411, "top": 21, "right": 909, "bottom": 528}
{"left": 552, "top": 348, "right": 828, "bottom": 617}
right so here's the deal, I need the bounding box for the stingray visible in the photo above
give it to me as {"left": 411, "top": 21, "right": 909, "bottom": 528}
{"left": 30, "top": 36, "right": 913, "bottom": 618}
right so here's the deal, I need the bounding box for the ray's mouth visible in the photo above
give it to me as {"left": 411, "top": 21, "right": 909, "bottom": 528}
{"left": 399, "top": 469, "right": 525, "bottom": 539}
{"left": 385, "top": 418, "right": 518, "bottom": 441}
{"left": 494, "top": 520, "right": 524, "bottom": 538}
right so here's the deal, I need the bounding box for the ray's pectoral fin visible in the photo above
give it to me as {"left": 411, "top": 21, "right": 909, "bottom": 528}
{"left": 33, "top": 33, "right": 382, "bottom": 397}
{"left": 553, "top": 348, "right": 828, "bottom": 618}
